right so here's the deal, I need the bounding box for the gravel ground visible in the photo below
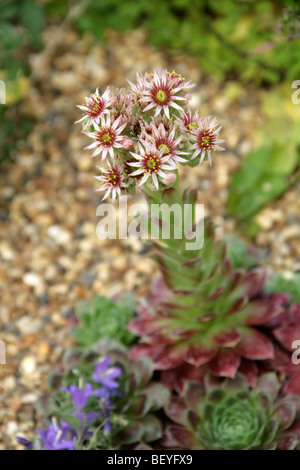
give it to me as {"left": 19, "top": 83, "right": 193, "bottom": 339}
{"left": 0, "top": 21, "right": 299, "bottom": 449}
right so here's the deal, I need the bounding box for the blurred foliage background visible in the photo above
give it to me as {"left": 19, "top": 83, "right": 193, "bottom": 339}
{"left": 0, "top": 0, "right": 300, "bottom": 236}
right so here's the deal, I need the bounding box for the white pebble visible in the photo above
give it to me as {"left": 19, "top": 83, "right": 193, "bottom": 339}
{"left": 19, "top": 356, "right": 36, "bottom": 375}
{"left": 47, "top": 225, "right": 71, "bottom": 245}
{"left": 23, "top": 272, "right": 42, "bottom": 287}
{"left": 6, "top": 421, "right": 18, "bottom": 435}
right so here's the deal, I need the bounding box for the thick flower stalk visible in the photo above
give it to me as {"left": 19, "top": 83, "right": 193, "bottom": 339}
{"left": 128, "top": 204, "right": 284, "bottom": 379}
{"left": 163, "top": 373, "right": 300, "bottom": 450}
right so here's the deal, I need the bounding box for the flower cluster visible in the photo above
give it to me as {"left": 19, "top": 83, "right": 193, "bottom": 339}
{"left": 17, "top": 357, "right": 122, "bottom": 450}
{"left": 77, "top": 69, "right": 225, "bottom": 200}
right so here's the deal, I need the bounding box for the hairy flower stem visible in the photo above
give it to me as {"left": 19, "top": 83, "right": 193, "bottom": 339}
{"left": 144, "top": 182, "right": 244, "bottom": 331}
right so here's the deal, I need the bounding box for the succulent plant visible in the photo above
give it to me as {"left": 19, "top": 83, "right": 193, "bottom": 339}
{"left": 263, "top": 301, "right": 300, "bottom": 395}
{"left": 163, "top": 373, "right": 300, "bottom": 450}
{"left": 71, "top": 294, "right": 137, "bottom": 349}
{"left": 128, "top": 188, "right": 284, "bottom": 380}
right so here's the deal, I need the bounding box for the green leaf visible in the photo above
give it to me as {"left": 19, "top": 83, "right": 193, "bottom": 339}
{"left": 265, "top": 273, "right": 300, "bottom": 303}
{"left": 227, "top": 144, "right": 298, "bottom": 232}
{"left": 269, "top": 142, "right": 297, "bottom": 174}
{"left": 225, "top": 235, "right": 258, "bottom": 269}
{"left": 20, "top": 0, "right": 44, "bottom": 46}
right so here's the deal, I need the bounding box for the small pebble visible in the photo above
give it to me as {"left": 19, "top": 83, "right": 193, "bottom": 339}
{"left": 19, "top": 356, "right": 36, "bottom": 376}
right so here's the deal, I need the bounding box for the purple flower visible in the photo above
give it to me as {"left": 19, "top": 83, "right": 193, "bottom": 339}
{"left": 16, "top": 436, "right": 33, "bottom": 449}
{"left": 92, "top": 356, "right": 122, "bottom": 389}
{"left": 37, "top": 421, "right": 77, "bottom": 450}
{"left": 60, "top": 382, "right": 95, "bottom": 409}
{"left": 103, "top": 421, "right": 112, "bottom": 433}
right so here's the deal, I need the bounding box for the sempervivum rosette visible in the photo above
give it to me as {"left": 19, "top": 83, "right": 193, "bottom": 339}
{"left": 162, "top": 373, "right": 300, "bottom": 450}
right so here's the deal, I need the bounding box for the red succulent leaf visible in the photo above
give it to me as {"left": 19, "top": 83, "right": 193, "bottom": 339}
{"left": 161, "top": 364, "right": 205, "bottom": 394}
{"left": 284, "top": 420, "right": 300, "bottom": 439}
{"left": 137, "top": 278, "right": 173, "bottom": 317}
{"left": 143, "top": 383, "right": 170, "bottom": 411}
{"left": 244, "top": 299, "right": 284, "bottom": 325}
{"left": 130, "top": 343, "right": 164, "bottom": 361}
{"left": 277, "top": 435, "right": 299, "bottom": 450}
{"left": 243, "top": 270, "right": 266, "bottom": 297}
{"left": 143, "top": 331, "right": 181, "bottom": 345}
{"left": 273, "top": 325, "right": 300, "bottom": 352}
{"left": 132, "top": 357, "right": 153, "bottom": 387}
{"left": 283, "top": 374, "right": 300, "bottom": 396}
{"left": 184, "top": 343, "right": 217, "bottom": 367}
{"left": 159, "top": 431, "right": 181, "bottom": 449}
{"left": 236, "top": 328, "right": 274, "bottom": 360}
{"left": 257, "top": 372, "right": 280, "bottom": 401}
{"left": 207, "top": 287, "right": 225, "bottom": 301}
{"left": 238, "top": 358, "right": 258, "bottom": 387}
{"left": 264, "top": 312, "right": 288, "bottom": 329}
{"left": 134, "top": 442, "right": 153, "bottom": 450}
{"left": 127, "top": 317, "right": 167, "bottom": 336}
{"left": 270, "top": 293, "right": 291, "bottom": 306}
{"left": 263, "top": 418, "right": 278, "bottom": 446}
{"left": 164, "top": 396, "right": 187, "bottom": 426}
{"left": 212, "top": 328, "right": 241, "bottom": 347}
{"left": 172, "top": 288, "right": 200, "bottom": 296}
{"left": 274, "top": 399, "right": 297, "bottom": 431}
{"left": 256, "top": 294, "right": 290, "bottom": 329}
{"left": 165, "top": 425, "right": 195, "bottom": 448}
{"left": 141, "top": 415, "right": 163, "bottom": 442}
{"left": 152, "top": 277, "right": 172, "bottom": 297}
{"left": 224, "top": 258, "right": 232, "bottom": 275}
{"left": 226, "top": 296, "right": 248, "bottom": 316}
{"left": 154, "top": 344, "right": 186, "bottom": 370}
{"left": 181, "top": 256, "right": 202, "bottom": 268}
{"left": 170, "top": 329, "right": 196, "bottom": 340}
{"left": 118, "top": 422, "right": 144, "bottom": 445}
{"left": 229, "top": 270, "right": 244, "bottom": 291}
{"left": 208, "top": 349, "right": 241, "bottom": 378}
{"left": 186, "top": 410, "right": 201, "bottom": 433}
{"left": 290, "top": 303, "right": 300, "bottom": 323}
{"left": 271, "top": 345, "right": 296, "bottom": 375}
{"left": 184, "top": 381, "right": 205, "bottom": 409}
{"left": 136, "top": 303, "right": 155, "bottom": 318}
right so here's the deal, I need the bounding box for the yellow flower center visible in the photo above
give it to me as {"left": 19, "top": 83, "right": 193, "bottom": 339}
{"left": 158, "top": 143, "right": 170, "bottom": 155}
{"left": 147, "top": 158, "right": 157, "bottom": 170}
{"left": 188, "top": 122, "right": 198, "bottom": 130}
{"left": 101, "top": 133, "right": 112, "bottom": 143}
{"left": 156, "top": 90, "right": 167, "bottom": 103}
{"left": 199, "top": 131, "right": 213, "bottom": 149}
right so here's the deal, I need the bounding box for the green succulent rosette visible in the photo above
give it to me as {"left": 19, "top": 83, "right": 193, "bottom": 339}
{"left": 163, "top": 373, "right": 300, "bottom": 450}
